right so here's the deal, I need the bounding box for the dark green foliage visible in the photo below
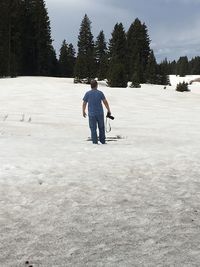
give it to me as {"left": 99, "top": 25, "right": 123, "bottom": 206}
{"left": 130, "top": 54, "right": 142, "bottom": 87}
{"left": 130, "top": 72, "right": 141, "bottom": 88}
{"left": 0, "top": 0, "right": 57, "bottom": 77}
{"left": 48, "top": 46, "right": 58, "bottom": 76}
{"left": 176, "top": 81, "right": 189, "bottom": 92}
{"left": 108, "top": 23, "right": 128, "bottom": 87}
{"left": 4, "top": 0, "right": 200, "bottom": 82}
{"left": 109, "top": 23, "right": 127, "bottom": 67}
{"left": 176, "top": 56, "right": 189, "bottom": 77}
{"left": 58, "top": 40, "right": 75, "bottom": 77}
{"left": 107, "top": 63, "right": 127, "bottom": 87}
{"left": 0, "top": 0, "right": 22, "bottom": 77}
{"left": 127, "top": 18, "right": 151, "bottom": 83}
{"left": 145, "top": 50, "right": 157, "bottom": 84}
{"left": 168, "top": 60, "right": 176, "bottom": 74}
{"left": 159, "top": 74, "right": 170, "bottom": 86}
{"left": 189, "top": 57, "right": 200, "bottom": 75}
{"left": 21, "top": 0, "right": 57, "bottom": 76}
{"left": 95, "top": 31, "right": 108, "bottom": 80}
{"left": 74, "top": 14, "right": 95, "bottom": 80}
{"left": 157, "top": 58, "right": 171, "bottom": 85}
{"left": 130, "top": 82, "right": 141, "bottom": 88}
{"left": 164, "top": 57, "right": 200, "bottom": 75}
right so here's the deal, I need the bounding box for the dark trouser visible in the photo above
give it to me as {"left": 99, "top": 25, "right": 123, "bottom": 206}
{"left": 89, "top": 114, "right": 105, "bottom": 144}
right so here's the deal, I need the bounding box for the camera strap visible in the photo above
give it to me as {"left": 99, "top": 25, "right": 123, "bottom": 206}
{"left": 106, "top": 117, "right": 111, "bottom": 133}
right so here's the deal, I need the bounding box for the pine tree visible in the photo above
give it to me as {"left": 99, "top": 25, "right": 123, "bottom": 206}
{"left": 157, "top": 58, "right": 171, "bottom": 85}
{"left": 189, "top": 57, "right": 200, "bottom": 75}
{"left": 176, "top": 56, "right": 189, "bottom": 77}
{"left": 67, "top": 43, "right": 76, "bottom": 77}
{"left": 20, "top": 0, "right": 37, "bottom": 75}
{"left": 58, "top": 40, "right": 75, "bottom": 77}
{"left": 74, "top": 14, "right": 95, "bottom": 82}
{"left": 145, "top": 50, "right": 157, "bottom": 84}
{"left": 127, "top": 18, "right": 151, "bottom": 83}
{"left": 0, "top": 0, "right": 22, "bottom": 77}
{"left": 130, "top": 54, "right": 142, "bottom": 88}
{"left": 108, "top": 63, "right": 127, "bottom": 87}
{"left": 176, "top": 82, "right": 189, "bottom": 92}
{"left": 0, "top": 0, "right": 9, "bottom": 77}
{"left": 20, "top": 0, "right": 57, "bottom": 76}
{"left": 95, "top": 30, "right": 108, "bottom": 80}
{"left": 108, "top": 23, "right": 128, "bottom": 87}
{"left": 0, "top": 0, "right": 57, "bottom": 77}
{"left": 48, "top": 46, "right": 58, "bottom": 77}
{"left": 33, "top": 0, "right": 57, "bottom": 75}
{"left": 169, "top": 60, "right": 176, "bottom": 74}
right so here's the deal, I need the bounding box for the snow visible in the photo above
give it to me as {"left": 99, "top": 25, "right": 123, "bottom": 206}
{"left": 1, "top": 76, "right": 200, "bottom": 266}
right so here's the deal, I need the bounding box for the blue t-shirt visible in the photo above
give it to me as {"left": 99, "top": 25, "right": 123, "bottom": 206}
{"left": 83, "top": 89, "right": 105, "bottom": 116}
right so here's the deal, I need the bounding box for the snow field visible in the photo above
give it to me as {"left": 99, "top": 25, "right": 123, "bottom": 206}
{"left": 0, "top": 76, "right": 200, "bottom": 266}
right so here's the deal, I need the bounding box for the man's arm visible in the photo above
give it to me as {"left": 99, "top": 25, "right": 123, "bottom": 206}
{"left": 82, "top": 101, "right": 87, "bottom": 117}
{"left": 102, "top": 98, "right": 111, "bottom": 114}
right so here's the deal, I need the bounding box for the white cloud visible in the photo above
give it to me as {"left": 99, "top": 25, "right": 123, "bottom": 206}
{"left": 46, "top": 0, "right": 91, "bottom": 6}
{"left": 46, "top": 0, "right": 200, "bottom": 61}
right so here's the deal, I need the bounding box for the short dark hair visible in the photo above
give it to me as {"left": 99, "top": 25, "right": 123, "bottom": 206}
{"left": 90, "top": 79, "right": 97, "bottom": 89}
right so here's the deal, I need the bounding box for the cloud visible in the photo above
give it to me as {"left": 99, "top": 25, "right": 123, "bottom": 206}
{"left": 45, "top": 0, "right": 200, "bottom": 61}
{"left": 46, "top": 0, "right": 91, "bottom": 7}
{"left": 151, "top": 14, "right": 200, "bottom": 61}
{"left": 46, "top": 0, "right": 135, "bottom": 51}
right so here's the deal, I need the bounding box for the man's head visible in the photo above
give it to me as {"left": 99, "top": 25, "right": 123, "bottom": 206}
{"left": 90, "top": 79, "right": 98, "bottom": 89}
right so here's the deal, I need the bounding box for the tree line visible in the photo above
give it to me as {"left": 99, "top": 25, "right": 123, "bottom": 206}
{"left": 0, "top": 1, "right": 200, "bottom": 86}
{"left": 0, "top": 0, "right": 58, "bottom": 77}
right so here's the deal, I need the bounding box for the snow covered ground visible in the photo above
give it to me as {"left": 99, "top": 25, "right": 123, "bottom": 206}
{"left": 0, "top": 76, "right": 200, "bottom": 266}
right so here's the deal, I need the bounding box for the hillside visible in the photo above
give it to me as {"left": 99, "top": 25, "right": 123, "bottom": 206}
{"left": 0, "top": 76, "right": 200, "bottom": 266}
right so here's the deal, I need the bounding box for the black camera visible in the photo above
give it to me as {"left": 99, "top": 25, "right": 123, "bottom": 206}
{"left": 106, "top": 112, "right": 114, "bottom": 120}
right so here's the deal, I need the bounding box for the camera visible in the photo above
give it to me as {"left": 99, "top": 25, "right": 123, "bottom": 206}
{"left": 106, "top": 112, "right": 114, "bottom": 120}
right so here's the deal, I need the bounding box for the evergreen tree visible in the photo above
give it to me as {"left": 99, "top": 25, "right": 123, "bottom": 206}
{"left": 127, "top": 18, "right": 151, "bottom": 83}
{"left": 0, "top": 0, "right": 57, "bottom": 77}
{"left": 67, "top": 43, "right": 76, "bottom": 77}
{"left": 176, "top": 81, "right": 189, "bottom": 92}
{"left": 108, "top": 63, "right": 127, "bottom": 87}
{"left": 95, "top": 30, "right": 108, "bottom": 80}
{"left": 189, "top": 57, "right": 200, "bottom": 75}
{"left": 35, "top": 0, "right": 56, "bottom": 75}
{"left": 20, "top": 0, "right": 57, "bottom": 76}
{"left": 34, "top": 0, "right": 56, "bottom": 75}
{"left": 108, "top": 23, "right": 127, "bottom": 87}
{"left": 20, "top": 0, "right": 37, "bottom": 75}
{"left": 169, "top": 57, "right": 200, "bottom": 76}
{"left": 59, "top": 40, "right": 69, "bottom": 77}
{"left": 58, "top": 40, "right": 75, "bottom": 77}
{"left": 169, "top": 60, "right": 176, "bottom": 74}
{"left": 0, "top": 0, "right": 9, "bottom": 77}
{"left": 130, "top": 53, "right": 142, "bottom": 87}
{"left": 48, "top": 46, "right": 58, "bottom": 76}
{"left": 74, "top": 14, "right": 95, "bottom": 82}
{"left": 176, "top": 56, "right": 189, "bottom": 77}
{"left": 157, "top": 58, "right": 171, "bottom": 85}
{"left": 145, "top": 50, "right": 157, "bottom": 84}
{"left": 0, "top": 0, "right": 22, "bottom": 77}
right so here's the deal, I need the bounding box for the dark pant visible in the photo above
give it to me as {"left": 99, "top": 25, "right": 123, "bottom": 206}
{"left": 89, "top": 114, "right": 105, "bottom": 144}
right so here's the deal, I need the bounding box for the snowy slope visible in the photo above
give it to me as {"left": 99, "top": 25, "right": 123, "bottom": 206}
{"left": 0, "top": 76, "right": 200, "bottom": 266}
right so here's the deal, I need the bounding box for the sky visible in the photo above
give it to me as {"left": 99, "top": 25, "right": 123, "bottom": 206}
{"left": 45, "top": 0, "right": 200, "bottom": 62}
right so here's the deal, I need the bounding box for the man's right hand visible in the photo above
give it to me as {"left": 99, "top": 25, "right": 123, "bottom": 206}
{"left": 83, "top": 112, "right": 87, "bottom": 118}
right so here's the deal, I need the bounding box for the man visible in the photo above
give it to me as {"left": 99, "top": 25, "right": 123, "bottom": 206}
{"left": 82, "top": 80, "right": 111, "bottom": 144}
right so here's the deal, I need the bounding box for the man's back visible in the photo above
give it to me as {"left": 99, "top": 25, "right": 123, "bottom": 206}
{"left": 83, "top": 89, "right": 105, "bottom": 116}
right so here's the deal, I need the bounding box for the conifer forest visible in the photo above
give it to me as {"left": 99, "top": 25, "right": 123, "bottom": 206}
{"left": 0, "top": 0, "right": 200, "bottom": 87}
